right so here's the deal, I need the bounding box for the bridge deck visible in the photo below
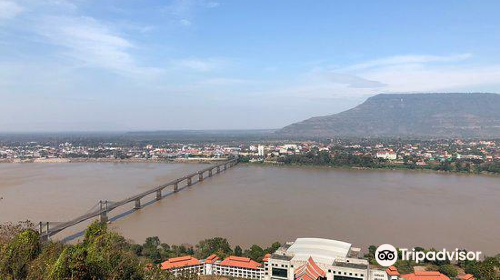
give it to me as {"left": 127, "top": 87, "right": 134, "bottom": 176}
{"left": 43, "top": 159, "right": 237, "bottom": 237}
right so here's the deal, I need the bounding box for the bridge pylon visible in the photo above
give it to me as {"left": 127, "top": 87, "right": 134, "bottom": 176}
{"left": 34, "top": 159, "right": 237, "bottom": 239}
{"left": 99, "top": 200, "right": 109, "bottom": 223}
{"left": 39, "top": 221, "right": 50, "bottom": 242}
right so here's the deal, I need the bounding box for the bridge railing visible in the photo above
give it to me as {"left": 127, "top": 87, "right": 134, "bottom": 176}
{"left": 41, "top": 158, "right": 238, "bottom": 239}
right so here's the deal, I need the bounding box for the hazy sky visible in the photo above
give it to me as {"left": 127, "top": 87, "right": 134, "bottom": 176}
{"left": 1, "top": 0, "right": 500, "bottom": 131}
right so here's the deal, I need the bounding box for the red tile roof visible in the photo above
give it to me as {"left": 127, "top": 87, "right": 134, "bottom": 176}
{"left": 204, "top": 254, "right": 220, "bottom": 264}
{"left": 295, "top": 257, "right": 326, "bottom": 280}
{"left": 458, "top": 274, "right": 475, "bottom": 280}
{"left": 386, "top": 266, "right": 400, "bottom": 276}
{"left": 161, "top": 256, "right": 201, "bottom": 270}
{"left": 219, "top": 256, "right": 262, "bottom": 270}
{"left": 263, "top": 253, "right": 271, "bottom": 262}
{"left": 401, "top": 271, "right": 451, "bottom": 280}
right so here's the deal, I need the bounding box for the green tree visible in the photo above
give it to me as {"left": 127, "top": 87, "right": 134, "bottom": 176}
{"left": 48, "top": 221, "right": 144, "bottom": 280}
{"left": 234, "top": 245, "right": 243, "bottom": 256}
{"left": 142, "top": 237, "right": 162, "bottom": 263}
{"left": 364, "top": 245, "right": 377, "bottom": 264}
{"left": 144, "top": 264, "right": 173, "bottom": 280}
{"left": 264, "top": 242, "right": 281, "bottom": 255}
{"left": 438, "top": 264, "right": 458, "bottom": 278}
{"left": 394, "top": 260, "right": 414, "bottom": 274}
{"left": 49, "top": 245, "right": 90, "bottom": 280}
{"left": 0, "top": 229, "right": 41, "bottom": 280}
{"left": 195, "top": 237, "right": 232, "bottom": 259}
{"left": 84, "top": 220, "right": 107, "bottom": 244}
{"left": 26, "top": 242, "right": 64, "bottom": 280}
{"left": 467, "top": 256, "right": 500, "bottom": 280}
{"left": 244, "top": 245, "right": 264, "bottom": 262}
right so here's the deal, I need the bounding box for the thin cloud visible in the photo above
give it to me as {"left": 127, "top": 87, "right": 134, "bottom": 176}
{"left": 206, "top": 2, "right": 220, "bottom": 8}
{"left": 164, "top": 0, "right": 219, "bottom": 26}
{"left": 275, "top": 53, "right": 500, "bottom": 100}
{"left": 198, "top": 77, "right": 253, "bottom": 86}
{"left": 37, "top": 15, "right": 162, "bottom": 77}
{"left": 179, "top": 19, "right": 192, "bottom": 26}
{"left": 364, "top": 64, "right": 500, "bottom": 92}
{"left": 0, "top": 0, "right": 23, "bottom": 20}
{"left": 341, "top": 53, "right": 472, "bottom": 72}
{"left": 173, "top": 58, "right": 225, "bottom": 72}
{"left": 328, "top": 73, "right": 386, "bottom": 88}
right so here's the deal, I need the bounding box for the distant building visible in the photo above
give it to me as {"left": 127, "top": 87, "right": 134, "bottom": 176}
{"left": 264, "top": 237, "right": 388, "bottom": 280}
{"left": 258, "top": 145, "right": 266, "bottom": 157}
{"left": 400, "top": 271, "right": 450, "bottom": 280}
{"left": 385, "top": 267, "right": 453, "bottom": 280}
{"left": 385, "top": 266, "right": 400, "bottom": 280}
{"left": 160, "top": 255, "right": 204, "bottom": 275}
{"left": 376, "top": 151, "right": 397, "bottom": 160}
{"left": 158, "top": 237, "right": 393, "bottom": 280}
{"left": 416, "top": 161, "right": 427, "bottom": 166}
{"left": 216, "top": 256, "right": 263, "bottom": 279}
{"left": 160, "top": 254, "right": 263, "bottom": 279}
{"left": 279, "top": 144, "right": 299, "bottom": 155}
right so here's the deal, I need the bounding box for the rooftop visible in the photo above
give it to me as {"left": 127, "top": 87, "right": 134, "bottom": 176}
{"left": 204, "top": 254, "right": 220, "bottom": 264}
{"left": 333, "top": 261, "right": 368, "bottom": 269}
{"left": 401, "top": 271, "right": 451, "bottom": 280}
{"left": 295, "top": 257, "right": 326, "bottom": 280}
{"left": 161, "top": 256, "right": 201, "bottom": 270}
{"left": 386, "top": 266, "right": 400, "bottom": 276}
{"left": 287, "top": 238, "right": 352, "bottom": 265}
{"left": 219, "top": 256, "right": 263, "bottom": 270}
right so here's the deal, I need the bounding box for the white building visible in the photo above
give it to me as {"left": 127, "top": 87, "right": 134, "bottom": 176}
{"left": 279, "top": 144, "right": 299, "bottom": 154}
{"left": 264, "top": 238, "right": 388, "bottom": 280}
{"left": 258, "top": 145, "right": 266, "bottom": 157}
{"left": 161, "top": 254, "right": 264, "bottom": 280}
{"left": 376, "top": 151, "right": 397, "bottom": 160}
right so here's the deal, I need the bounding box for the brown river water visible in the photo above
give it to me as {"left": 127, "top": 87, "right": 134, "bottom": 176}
{"left": 0, "top": 163, "right": 499, "bottom": 255}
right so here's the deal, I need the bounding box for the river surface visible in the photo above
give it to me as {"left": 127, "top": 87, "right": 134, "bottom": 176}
{"left": 0, "top": 163, "right": 499, "bottom": 255}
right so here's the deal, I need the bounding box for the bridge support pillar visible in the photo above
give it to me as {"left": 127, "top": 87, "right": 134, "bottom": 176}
{"left": 174, "top": 183, "right": 179, "bottom": 192}
{"left": 156, "top": 190, "right": 162, "bottom": 200}
{"left": 187, "top": 177, "right": 192, "bottom": 186}
{"left": 217, "top": 166, "right": 220, "bottom": 173}
{"left": 100, "top": 212, "right": 108, "bottom": 223}
{"left": 39, "top": 222, "right": 48, "bottom": 242}
{"left": 134, "top": 199, "right": 141, "bottom": 210}
{"left": 38, "top": 222, "right": 50, "bottom": 241}
{"left": 99, "top": 200, "right": 108, "bottom": 223}
{"left": 198, "top": 172, "right": 204, "bottom": 181}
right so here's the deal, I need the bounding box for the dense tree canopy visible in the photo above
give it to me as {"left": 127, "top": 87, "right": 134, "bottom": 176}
{"left": 1, "top": 223, "right": 498, "bottom": 280}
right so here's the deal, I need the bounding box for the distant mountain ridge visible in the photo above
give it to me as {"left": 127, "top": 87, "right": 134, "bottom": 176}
{"left": 279, "top": 93, "right": 500, "bottom": 138}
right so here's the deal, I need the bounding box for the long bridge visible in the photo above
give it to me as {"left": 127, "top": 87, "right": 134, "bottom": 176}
{"left": 38, "top": 159, "right": 238, "bottom": 241}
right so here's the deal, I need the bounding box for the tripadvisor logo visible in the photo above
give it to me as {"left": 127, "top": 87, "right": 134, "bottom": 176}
{"left": 375, "top": 244, "right": 398, "bottom": 266}
{"left": 374, "top": 244, "right": 482, "bottom": 267}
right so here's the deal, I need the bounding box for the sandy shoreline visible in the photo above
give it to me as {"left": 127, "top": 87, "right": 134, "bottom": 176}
{"left": 0, "top": 157, "right": 498, "bottom": 176}
{"left": 0, "top": 157, "right": 229, "bottom": 164}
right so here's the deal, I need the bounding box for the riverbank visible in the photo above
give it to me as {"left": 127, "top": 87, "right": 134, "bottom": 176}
{"left": 1, "top": 156, "right": 498, "bottom": 176}
{"left": 0, "top": 157, "right": 229, "bottom": 164}
{"left": 239, "top": 161, "right": 500, "bottom": 176}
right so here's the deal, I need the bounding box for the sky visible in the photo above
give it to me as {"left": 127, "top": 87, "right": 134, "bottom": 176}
{"left": 1, "top": 0, "right": 500, "bottom": 132}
